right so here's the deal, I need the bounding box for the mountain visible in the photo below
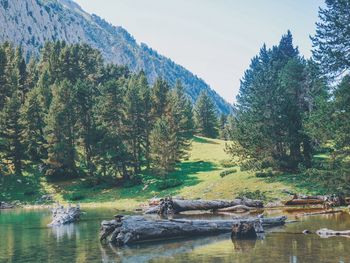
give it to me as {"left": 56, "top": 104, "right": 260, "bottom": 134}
{"left": 0, "top": 0, "right": 232, "bottom": 114}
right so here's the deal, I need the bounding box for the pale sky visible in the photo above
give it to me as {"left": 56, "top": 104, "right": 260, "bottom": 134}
{"left": 74, "top": 0, "right": 324, "bottom": 103}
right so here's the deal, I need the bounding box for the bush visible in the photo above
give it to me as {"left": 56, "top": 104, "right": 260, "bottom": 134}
{"left": 219, "top": 169, "right": 237, "bottom": 178}
{"left": 156, "top": 179, "right": 182, "bottom": 190}
{"left": 255, "top": 168, "right": 281, "bottom": 178}
{"left": 220, "top": 159, "right": 236, "bottom": 168}
{"left": 235, "top": 190, "right": 267, "bottom": 201}
{"left": 65, "top": 193, "right": 85, "bottom": 201}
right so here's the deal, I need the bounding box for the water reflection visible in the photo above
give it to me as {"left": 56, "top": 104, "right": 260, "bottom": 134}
{"left": 50, "top": 223, "right": 81, "bottom": 241}
{"left": 100, "top": 233, "right": 232, "bottom": 263}
{"left": 1, "top": 209, "right": 350, "bottom": 263}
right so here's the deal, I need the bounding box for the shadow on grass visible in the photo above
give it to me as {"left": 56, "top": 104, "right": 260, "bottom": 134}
{"left": 264, "top": 172, "right": 328, "bottom": 195}
{"left": 193, "top": 136, "right": 219, "bottom": 145}
{"left": 0, "top": 166, "right": 47, "bottom": 203}
{"left": 66, "top": 161, "right": 219, "bottom": 203}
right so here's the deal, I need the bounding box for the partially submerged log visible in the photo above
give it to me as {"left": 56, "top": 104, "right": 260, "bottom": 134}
{"left": 316, "top": 228, "right": 350, "bottom": 238}
{"left": 48, "top": 204, "right": 81, "bottom": 226}
{"left": 0, "top": 201, "right": 14, "bottom": 209}
{"left": 100, "top": 215, "right": 287, "bottom": 246}
{"left": 145, "top": 197, "right": 263, "bottom": 215}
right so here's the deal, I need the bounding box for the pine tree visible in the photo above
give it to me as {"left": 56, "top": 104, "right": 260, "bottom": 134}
{"left": 137, "top": 72, "right": 152, "bottom": 169}
{"left": 229, "top": 31, "right": 323, "bottom": 170}
{"left": 333, "top": 76, "right": 350, "bottom": 152}
{"left": 311, "top": 0, "right": 350, "bottom": 77}
{"left": 124, "top": 75, "right": 144, "bottom": 174}
{"left": 167, "top": 81, "right": 194, "bottom": 160}
{"left": 194, "top": 90, "right": 218, "bottom": 138}
{"left": 21, "top": 87, "right": 46, "bottom": 162}
{"left": 151, "top": 78, "right": 170, "bottom": 118}
{"left": 0, "top": 91, "right": 24, "bottom": 175}
{"left": 44, "top": 81, "right": 77, "bottom": 178}
{"left": 73, "top": 80, "right": 96, "bottom": 176}
{"left": 94, "top": 79, "right": 130, "bottom": 180}
{"left": 150, "top": 117, "right": 177, "bottom": 175}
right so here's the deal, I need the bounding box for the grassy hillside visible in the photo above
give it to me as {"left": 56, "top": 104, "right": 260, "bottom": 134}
{"left": 1, "top": 136, "right": 323, "bottom": 210}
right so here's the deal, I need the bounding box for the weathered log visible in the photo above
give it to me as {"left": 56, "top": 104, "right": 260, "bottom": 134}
{"left": 316, "top": 228, "right": 350, "bottom": 238}
{"left": 145, "top": 197, "right": 263, "bottom": 215}
{"left": 0, "top": 201, "right": 14, "bottom": 209}
{"left": 100, "top": 215, "right": 287, "bottom": 246}
{"left": 284, "top": 199, "right": 324, "bottom": 206}
{"left": 48, "top": 204, "right": 81, "bottom": 226}
{"left": 231, "top": 219, "right": 263, "bottom": 239}
{"left": 217, "top": 205, "right": 257, "bottom": 213}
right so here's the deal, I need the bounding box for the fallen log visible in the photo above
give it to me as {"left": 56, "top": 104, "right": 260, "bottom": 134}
{"left": 284, "top": 199, "right": 324, "bottom": 206}
{"left": 48, "top": 204, "right": 81, "bottom": 226}
{"left": 100, "top": 215, "right": 287, "bottom": 246}
{"left": 145, "top": 197, "right": 263, "bottom": 215}
{"left": 316, "top": 228, "right": 350, "bottom": 238}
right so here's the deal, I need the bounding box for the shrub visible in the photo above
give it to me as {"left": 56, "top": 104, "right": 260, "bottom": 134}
{"left": 219, "top": 169, "right": 237, "bottom": 178}
{"left": 220, "top": 159, "right": 236, "bottom": 168}
{"left": 255, "top": 168, "right": 281, "bottom": 178}
{"left": 235, "top": 190, "right": 267, "bottom": 201}
{"left": 156, "top": 179, "right": 182, "bottom": 190}
{"left": 65, "top": 193, "right": 85, "bottom": 201}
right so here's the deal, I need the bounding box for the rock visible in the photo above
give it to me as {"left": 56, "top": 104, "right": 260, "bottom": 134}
{"left": 303, "top": 230, "right": 311, "bottom": 234}
{"left": 48, "top": 204, "right": 81, "bottom": 226}
{"left": 231, "top": 220, "right": 264, "bottom": 239}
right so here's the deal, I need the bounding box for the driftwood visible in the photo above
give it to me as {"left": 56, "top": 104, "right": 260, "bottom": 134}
{"left": 0, "top": 201, "right": 14, "bottom": 209}
{"left": 100, "top": 215, "right": 287, "bottom": 246}
{"left": 48, "top": 204, "right": 81, "bottom": 226}
{"left": 285, "top": 194, "right": 347, "bottom": 207}
{"left": 145, "top": 197, "right": 263, "bottom": 215}
{"left": 316, "top": 228, "right": 350, "bottom": 238}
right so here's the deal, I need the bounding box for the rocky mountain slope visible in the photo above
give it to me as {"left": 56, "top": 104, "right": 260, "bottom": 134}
{"left": 0, "top": 0, "right": 232, "bottom": 114}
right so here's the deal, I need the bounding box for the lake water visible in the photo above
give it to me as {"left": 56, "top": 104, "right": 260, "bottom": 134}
{"left": 1, "top": 208, "right": 350, "bottom": 263}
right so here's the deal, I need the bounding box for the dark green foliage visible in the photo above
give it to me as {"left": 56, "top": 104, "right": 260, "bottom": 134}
{"left": 44, "top": 80, "right": 77, "bottom": 178}
{"left": 150, "top": 117, "right": 177, "bottom": 175}
{"left": 219, "top": 168, "right": 237, "bottom": 178}
{"left": 65, "top": 192, "right": 85, "bottom": 201}
{"left": 311, "top": 0, "right": 350, "bottom": 78}
{"left": 21, "top": 87, "right": 46, "bottom": 162}
{"left": 0, "top": 92, "right": 24, "bottom": 175}
{"left": 194, "top": 90, "right": 218, "bottom": 138}
{"left": 227, "top": 31, "right": 327, "bottom": 171}
{"left": 255, "top": 168, "right": 281, "bottom": 178}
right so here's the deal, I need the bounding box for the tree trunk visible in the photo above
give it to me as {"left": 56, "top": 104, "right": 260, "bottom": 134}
{"left": 100, "top": 215, "right": 287, "bottom": 246}
{"left": 145, "top": 198, "right": 263, "bottom": 215}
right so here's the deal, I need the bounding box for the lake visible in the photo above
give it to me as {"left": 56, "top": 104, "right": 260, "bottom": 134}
{"left": 1, "top": 208, "right": 350, "bottom": 263}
